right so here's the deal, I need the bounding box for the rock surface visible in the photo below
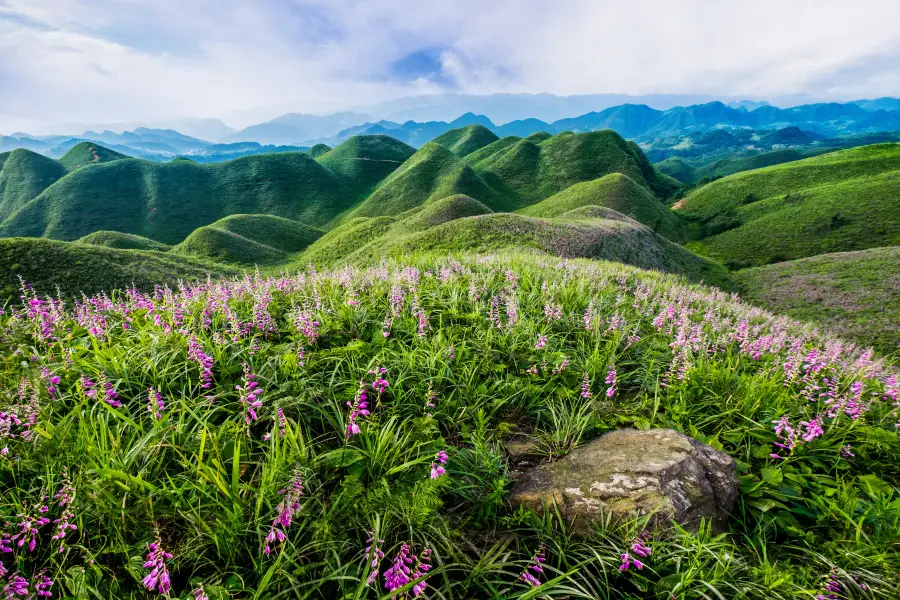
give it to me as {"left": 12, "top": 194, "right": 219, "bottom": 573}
{"left": 509, "top": 428, "right": 738, "bottom": 531}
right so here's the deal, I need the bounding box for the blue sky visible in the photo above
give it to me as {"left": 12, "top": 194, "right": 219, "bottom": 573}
{"left": 1, "top": 0, "right": 899, "bottom": 132}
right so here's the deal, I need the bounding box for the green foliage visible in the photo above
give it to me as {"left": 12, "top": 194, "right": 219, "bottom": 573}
{"left": 431, "top": 124, "right": 500, "bottom": 157}
{"left": 174, "top": 214, "right": 323, "bottom": 265}
{"left": 1, "top": 253, "right": 896, "bottom": 598}
{"left": 77, "top": 230, "right": 172, "bottom": 251}
{"left": 656, "top": 156, "right": 697, "bottom": 184}
{"left": 518, "top": 173, "right": 686, "bottom": 241}
{"left": 307, "top": 143, "right": 332, "bottom": 158}
{"left": 0, "top": 237, "right": 231, "bottom": 300}
{"left": 735, "top": 246, "right": 900, "bottom": 354}
{"left": 58, "top": 142, "right": 129, "bottom": 171}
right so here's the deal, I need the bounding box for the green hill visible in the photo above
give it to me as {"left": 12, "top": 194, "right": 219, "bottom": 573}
{"left": 77, "top": 230, "right": 171, "bottom": 251}
{"left": 517, "top": 173, "right": 685, "bottom": 240}
{"left": 0, "top": 237, "right": 231, "bottom": 300}
{"left": 58, "top": 142, "right": 129, "bottom": 171}
{"left": 315, "top": 135, "right": 415, "bottom": 197}
{"left": 307, "top": 143, "right": 331, "bottom": 158}
{"left": 0, "top": 148, "right": 68, "bottom": 222}
{"left": 735, "top": 246, "right": 900, "bottom": 354}
{"left": 656, "top": 156, "right": 697, "bottom": 184}
{"left": 432, "top": 124, "right": 500, "bottom": 156}
{"left": 692, "top": 149, "right": 810, "bottom": 182}
{"left": 461, "top": 135, "right": 522, "bottom": 164}
{"left": 318, "top": 212, "right": 730, "bottom": 289}
{"left": 696, "top": 169, "right": 900, "bottom": 268}
{"left": 472, "top": 130, "right": 675, "bottom": 210}
{"left": 174, "top": 214, "right": 323, "bottom": 265}
{"left": 0, "top": 152, "right": 359, "bottom": 244}
{"left": 351, "top": 143, "right": 500, "bottom": 218}
{"left": 677, "top": 143, "right": 900, "bottom": 221}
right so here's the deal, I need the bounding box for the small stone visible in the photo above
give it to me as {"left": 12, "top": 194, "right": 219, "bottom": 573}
{"left": 509, "top": 428, "right": 738, "bottom": 532}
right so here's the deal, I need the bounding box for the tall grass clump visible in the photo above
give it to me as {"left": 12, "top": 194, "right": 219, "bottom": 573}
{"left": 1, "top": 254, "right": 897, "bottom": 599}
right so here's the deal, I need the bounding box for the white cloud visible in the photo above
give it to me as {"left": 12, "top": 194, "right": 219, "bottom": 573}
{"left": 1, "top": 0, "right": 898, "bottom": 133}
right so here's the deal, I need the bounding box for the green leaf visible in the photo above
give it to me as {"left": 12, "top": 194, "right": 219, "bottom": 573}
{"left": 319, "top": 448, "right": 365, "bottom": 468}
{"left": 859, "top": 474, "right": 892, "bottom": 497}
{"left": 761, "top": 467, "right": 783, "bottom": 485}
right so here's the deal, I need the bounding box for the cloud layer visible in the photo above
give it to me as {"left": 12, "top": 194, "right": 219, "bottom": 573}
{"left": 1, "top": 0, "right": 899, "bottom": 132}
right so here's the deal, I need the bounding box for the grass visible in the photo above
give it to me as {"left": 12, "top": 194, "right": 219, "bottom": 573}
{"left": 735, "top": 246, "right": 900, "bottom": 355}
{"left": 432, "top": 125, "right": 500, "bottom": 157}
{"left": 77, "top": 230, "right": 172, "bottom": 251}
{"left": 58, "top": 142, "right": 129, "bottom": 171}
{"left": 0, "top": 237, "right": 231, "bottom": 300}
{"left": 655, "top": 156, "right": 696, "bottom": 185}
{"left": 677, "top": 143, "right": 900, "bottom": 221}
{"left": 0, "top": 149, "right": 68, "bottom": 222}
{"left": 517, "top": 173, "right": 685, "bottom": 241}
{"left": 173, "top": 214, "right": 323, "bottom": 266}
{"left": 1, "top": 252, "right": 897, "bottom": 599}
{"left": 0, "top": 152, "right": 363, "bottom": 243}
{"left": 696, "top": 170, "right": 900, "bottom": 267}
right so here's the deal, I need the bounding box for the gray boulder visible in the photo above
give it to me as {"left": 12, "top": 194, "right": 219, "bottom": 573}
{"left": 509, "top": 428, "right": 738, "bottom": 531}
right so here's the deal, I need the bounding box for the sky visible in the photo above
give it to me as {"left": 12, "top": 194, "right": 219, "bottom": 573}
{"left": 1, "top": 0, "right": 899, "bottom": 133}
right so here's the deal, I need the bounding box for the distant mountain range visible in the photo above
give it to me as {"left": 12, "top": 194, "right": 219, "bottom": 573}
{"left": 2, "top": 98, "right": 899, "bottom": 163}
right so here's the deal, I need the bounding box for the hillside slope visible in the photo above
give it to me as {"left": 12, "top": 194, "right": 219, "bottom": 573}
{"left": 696, "top": 168, "right": 900, "bottom": 267}
{"left": 677, "top": 143, "right": 900, "bottom": 220}
{"left": 351, "top": 143, "right": 500, "bottom": 217}
{"left": 174, "top": 214, "right": 323, "bottom": 265}
{"left": 315, "top": 135, "right": 415, "bottom": 198}
{"left": 0, "top": 149, "right": 68, "bottom": 221}
{"left": 735, "top": 246, "right": 900, "bottom": 354}
{"left": 517, "top": 173, "right": 685, "bottom": 240}
{"left": 0, "top": 237, "right": 231, "bottom": 300}
{"left": 472, "top": 130, "right": 675, "bottom": 210}
{"left": 0, "top": 152, "right": 359, "bottom": 243}
{"left": 77, "top": 230, "right": 171, "bottom": 251}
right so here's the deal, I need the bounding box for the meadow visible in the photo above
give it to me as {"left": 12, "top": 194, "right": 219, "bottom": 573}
{"left": 1, "top": 253, "right": 898, "bottom": 599}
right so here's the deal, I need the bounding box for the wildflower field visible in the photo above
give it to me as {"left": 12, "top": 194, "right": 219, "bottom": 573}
{"left": 1, "top": 254, "right": 898, "bottom": 599}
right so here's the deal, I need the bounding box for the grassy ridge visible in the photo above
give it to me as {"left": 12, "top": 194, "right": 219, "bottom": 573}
{"left": 0, "top": 149, "right": 68, "bottom": 222}
{"left": 431, "top": 124, "right": 500, "bottom": 156}
{"left": 518, "top": 173, "right": 685, "bottom": 241}
{"left": 678, "top": 143, "right": 900, "bottom": 220}
{"left": 735, "top": 246, "right": 900, "bottom": 354}
{"left": 174, "top": 214, "right": 323, "bottom": 265}
{"left": 0, "top": 237, "right": 231, "bottom": 300}
{"left": 0, "top": 153, "right": 359, "bottom": 243}
{"left": 351, "top": 143, "right": 501, "bottom": 217}
{"left": 341, "top": 213, "right": 731, "bottom": 289}
{"left": 58, "top": 141, "right": 129, "bottom": 171}
{"left": 77, "top": 230, "right": 172, "bottom": 251}
{"left": 698, "top": 170, "right": 900, "bottom": 267}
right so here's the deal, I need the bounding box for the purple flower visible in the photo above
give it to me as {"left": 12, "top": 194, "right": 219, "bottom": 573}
{"left": 264, "top": 471, "right": 304, "bottom": 556}
{"left": 519, "top": 545, "right": 546, "bottom": 587}
{"left": 192, "top": 585, "right": 210, "bottom": 600}
{"left": 236, "top": 363, "right": 262, "bottom": 424}
{"left": 580, "top": 372, "right": 591, "bottom": 399}
{"left": 605, "top": 366, "right": 617, "bottom": 398}
{"left": 346, "top": 381, "right": 371, "bottom": 438}
{"left": 141, "top": 534, "right": 173, "bottom": 595}
{"left": 147, "top": 387, "right": 165, "bottom": 421}
{"left": 383, "top": 543, "right": 431, "bottom": 597}
{"left": 51, "top": 469, "right": 77, "bottom": 552}
{"left": 535, "top": 335, "right": 547, "bottom": 350}
{"left": 430, "top": 450, "right": 449, "bottom": 479}
{"left": 188, "top": 335, "right": 215, "bottom": 390}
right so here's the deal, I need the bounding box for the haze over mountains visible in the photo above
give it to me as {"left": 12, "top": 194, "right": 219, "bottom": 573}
{"left": 4, "top": 96, "right": 900, "bottom": 164}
